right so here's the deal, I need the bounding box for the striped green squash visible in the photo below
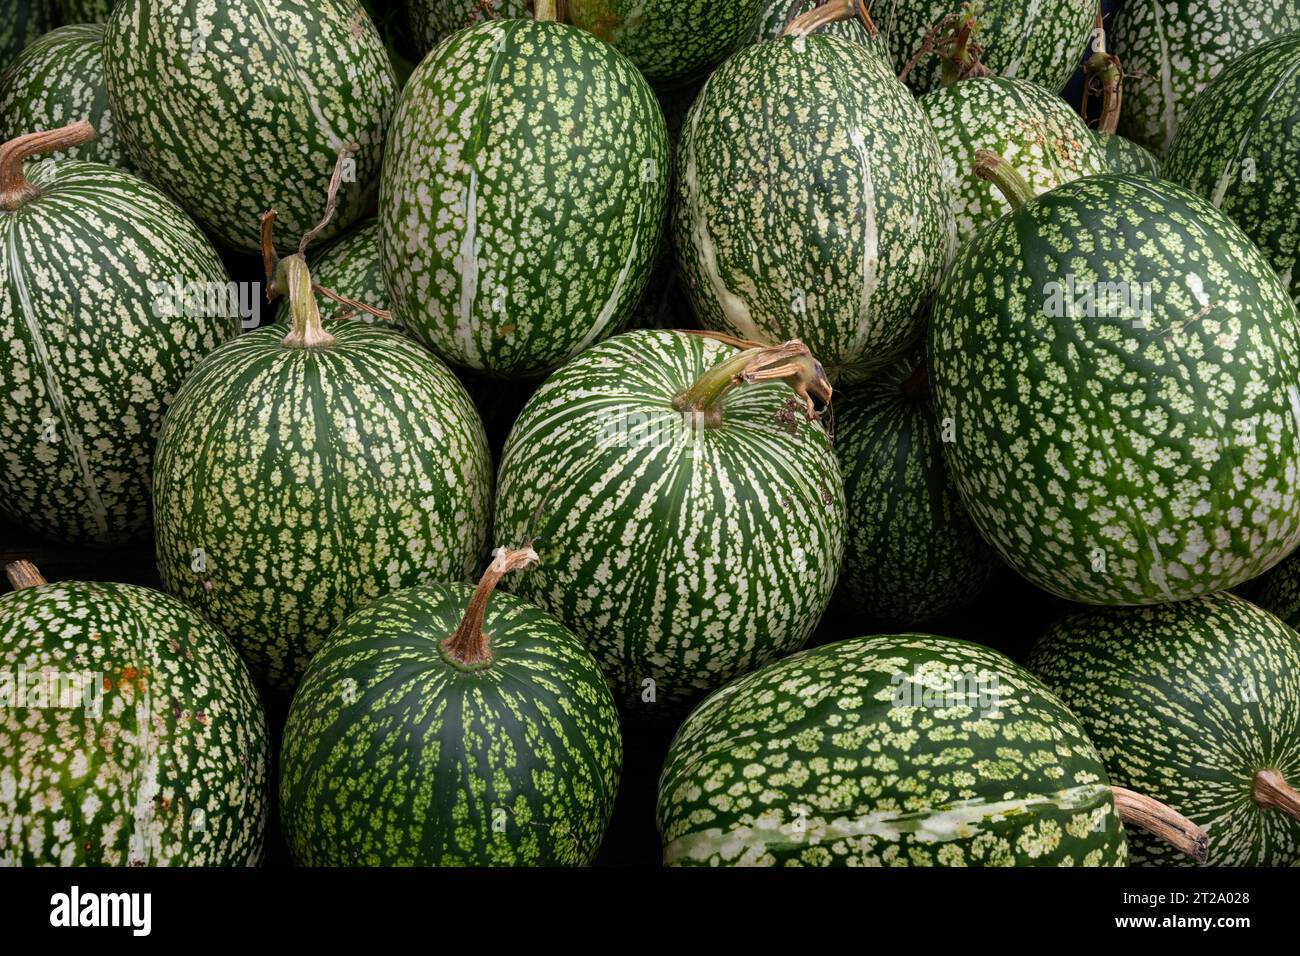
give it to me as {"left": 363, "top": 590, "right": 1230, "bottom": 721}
{"left": 0, "top": 561, "right": 270, "bottom": 866}
{"left": 153, "top": 255, "right": 492, "bottom": 695}
{"left": 0, "top": 126, "right": 235, "bottom": 547}
{"left": 1029, "top": 593, "right": 1300, "bottom": 866}
{"left": 1112, "top": 0, "right": 1300, "bottom": 158}
{"left": 273, "top": 220, "right": 392, "bottom": 328}
{"left": 674, "top": 32, "right": 952, "bottom": 377}
{"left": 0, "top": 24, "right": 134, "bottom": 170}
{"left": 833, "top": 351, "right": 998, "bottom": 626}
{"left": 280, "top": 548, "right": 622, "bottom": 865}
{"left": 930, "top": 171, "right": 1300, "bottom": 605}
{"left": 659, "top": 633, "right": 1136, "bottom": 866}
{"left": 1163, "top": 34, "right": 1300, "bottom": 306}
{"left": 380, "top": 17, "right": 669, "bottom": 378}
{"left": 406, "top": 0, "right": 528, "bottom": 54}
{"left": 1095, "top": 131, "right": 1160, "bottom": 176}
{"left": 58, "top": 0, "right": 113, "bottom": 22}
{"left": 920, "top": 75, "right": 1108, "bottom": 247}
{"left": 568, "top": 0, "right": 764, "bottom": 87}
{"left": 103, "top": 0, "right": 397, "bottom": 252}
{"left": 494, "top": 330, "right": 845, "bottom": 714}
{"left": 0, "top": 0, "right": 57, "bottom": 73}
{"left": 876, "top": 0, "right": 1094, "bottom": 95}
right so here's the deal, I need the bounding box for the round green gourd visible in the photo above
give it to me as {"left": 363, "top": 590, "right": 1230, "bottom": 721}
{"left": 920, "top": 75, "right": 1108, "bottom": 247}
{"left": 0, "top": 125, "right": 235, "bottom": 547}
{"left": 153, "top": 253, "right": 492, "bottom": 695}
{"left": 658, "top": 632, "right": 1206, "bottom": 866}
{"left": 0, "top": 1, "right": 58, "bottom": 73}
{"left": 1163, "top": 34, "right": 1300, "bottom": 306}
{"left": 0, "top": 561, "right": 270, "bottom": 866}
{"left": 379, "top": 16, "right": 669, "bottom": 378}
{"left": 103, "top": 0, "right": 397, "bottom": 252}
{"left": 273, "top": 219, "right": 392, "bottom": 328}
{"left": 929, "top": 170, "right": 1300, "bottom": 605}
{"left": 494, "top": 329, "right": 846, "bottom": 714}
{"left": 1112, "top": 0, "right": 1300, "bottom": 158}
{"left": 832, "top": 351, "right": 998, "bottom": 626}
{"left": 0, "top": 24, "right": 133, "bottom": 170}
{"left": 674, "top": 30, "right": 952, "bottom": 377}
{"left": 1029, "top": 593, "right": 1300, "bottom": 866}
{"left": 279, "top": 547, "right": 622, "bottom": 866}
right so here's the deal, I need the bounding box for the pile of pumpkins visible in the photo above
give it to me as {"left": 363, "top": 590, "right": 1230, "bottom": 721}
{"left": 2, "top": 0, "right": 1300, "bottom": 868}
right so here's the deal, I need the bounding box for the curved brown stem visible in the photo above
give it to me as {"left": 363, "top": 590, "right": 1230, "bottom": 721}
{"left": 0, "top": 121, "right": 97, "bottom": 211}
{"left": 312, "top": 283, "right": 394, "bottom": 323}
{"left": 783, "top": 0, "right": 876, "bottom": 37}
{"left": 1252, "top": 769, "right": 1300, "bottom": 822}
{"left": 5, "top": 560, "right": 48, "bottom": 590}
{"left": 298, "top": 143, "right": 359, "bottom": 256}
{"left": 442, "top": 546, "right": 539, "bottom": 667}
{"left": 1112, "top": 786, "right": 1209, "bottom": 863}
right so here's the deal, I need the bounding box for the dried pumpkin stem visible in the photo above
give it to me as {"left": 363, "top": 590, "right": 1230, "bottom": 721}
{"left": 1112, "top": 786, "right": 1209, "bottom": 863}
{"left": 0, "top": 121, "right": 97, "bottom": 211}
{"left": 442, "top": 547, "right": 540, "bottom": 667}
{"left": 1253, "top": 769, "right": 1300, "bottom": 822}
{"left": 673, "top": 340, "right": 832, "bottom": 427}
{"left": 5, "top": 560, "right": 48, "bottom": 590}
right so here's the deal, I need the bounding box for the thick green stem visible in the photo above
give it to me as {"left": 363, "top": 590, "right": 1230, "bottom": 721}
{"left": 277, "top": 255, "right": 335, "bottom": 349}
{"left": 1253, "top": 769, "right": 1300, "bottom": 822}
{"left": 4, "top": 560, "right": 47, "bottom": 590}
{"left": 1112, "top": 786, "right": 1209, "bottom": 863}
{"left": 442, "top": 547, "right": 539, "bottom": 667}
{"left": 0, "top": 121, "right": 97, "bottom": 212}
{"left": 973, "top": 149, "right": 1035, "bottom": 210}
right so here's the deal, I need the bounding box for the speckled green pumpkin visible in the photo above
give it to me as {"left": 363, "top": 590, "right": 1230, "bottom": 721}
{"left": 1029, "top": 593, "right": 1300, "bottom": 866}
{"left": 380, "top": 19, "right": 669, "bottom": 378}
{"left": 929, "top": 174, "right": 1300, "bottom": 605}
{"left": 1112, "top": 0, "right": 1300, "bottom": 158}
{"left": 280, "top": 581, "right": 621, "bottom": 865}
{"left": 674, "top": 34, "right": 952, "bottom": 377}
{"left": 274, "top": 220, "right": 392, "bottom": 327}
{"left": 0, "top": 0, "right": 57, "bottom": 73}
{"left": 0, "top": 24, "right": 134, "bottom": 170}
{"left": 833, "top": 352, "right": 998, "bottom": 626}
{"left": 876, "top": 0, "right": 1094, "bottom": 95}
{"left": 0, "top": 577, "right": 270, "bottom": 866}
{"left": 658, "top": 633, "right": 1128, "bottom": 866}
{"left": 569, "top": 0, "right": 763, "bottom": 87}
{"left": 1163, "top": 34, "right": 1300, "bottom": 306}
{"left": 494, "top": 329, "right": 846, "bottom": 713}
{"left": 0, "top": 159, "right": 234, "bottom": 547}
{"left": 406, "top": 0, "right": 529, "bottom": 54}
{"left": 103, "top": 0, "right": 397, "bottom": 252}
{"left": 921, "top": 75, "right": 1108, "bottom": 247}
{"left": 57, "top": 0, "right": 114, "bottom": 22}
{"left": 1096, "top": 131, "right": 1160, "bottom": 176}
{"left": 152, "top": 318, "right": 493, "bottom": 694}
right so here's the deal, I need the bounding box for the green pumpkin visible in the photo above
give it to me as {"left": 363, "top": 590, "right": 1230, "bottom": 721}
{"left": 279, "top": 548, "right": 622, "bottom": 865}
{"left": 379, "top": 18, "right": 669, "bottom": 378}
{"left": 273, "top": 220, "right": 392, "bottom": 327}
{"left": 0, "top": 24, "right": 134, "bottom": 170}
{"left": 1029, "top": 593, "right": 1300, "bottom": 866}
{"left": 658, "top": 633, "right": 1133, "bottom": 866}
{"left": 1095, "top": 130, "right": 1160, "bottom": 176}
{"left": 674, "top": 33, "right": 952, "bottom": 376}
{"left": 494, "top": 329, "right": 846, "bottom": 714}
{"left": 833, "top": 351, "right": 998, "bottom": 626}
{"left": 153, "top": 255, "right": 492, "bottom": 694}
{"left": 929, "top": 172, "right": 1300, "bottom": 605}
{"left": 103, "top": 0, "right": 397, "bottom": 252}
{"left": 920, "top": 75, "right": 1108, "bottom": 247}
{"left": 1112, "top": 0, "right": 1300, "bottom": 158}
{"left": 0, "top": 562, "right": 270, "bottom": 866}
{"left": 0, "top": 0, "right": 57, "bottom": 73}
{"left": 1164, "top": 34, "right": 1300, "bottom": 306}
{"left": 406, "top": 0, "right": 529, "bottom": 54}
{"left": 0, "top": 131, "right": 235, "bottom": 548}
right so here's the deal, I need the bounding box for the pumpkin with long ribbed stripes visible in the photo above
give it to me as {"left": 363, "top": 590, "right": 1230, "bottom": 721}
{"left": 493, "top": 329, "right": 845, "bottom": 715}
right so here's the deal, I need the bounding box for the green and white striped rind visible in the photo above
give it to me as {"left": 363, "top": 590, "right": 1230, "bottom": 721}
{"left": 153, "top": 320, "right": 493, "bottom": 695}
{"left": 921, "top": 75, "right": 1109, "bottom": 248}
{"left": 1, "top": 159, "right": 234, "bottom": 547}
{"left": 674, "top": 34, "right": 953, "bottom": 376}
{"left": 1096, "top": 131, "right": 1161, "bottom": 177}
{"left": 406, "top": 0, "right": 528, "bottom": 55}
{"left": 0, "top": 579, "right": 270, "bottom": 866}
{"left": 103, "top": 0, "right": 397, "bottom": 252}
{"left": 568, "top": 0, "right": 764, "bottom": 87}
{"left": 1028, "top": 593, "right": 1300, "bottom": 866}
{"left": 875, "top": 0, "right": 1095, "bottom": 95}
{"left": 380, "top": 20, "right": 669, "bottom": 378}
{"left": 750, "top": 0, "right": 876, "bottom": 46}
{"left": 0, "top": 0, "right": 57, "bottom": 73}
{"left": 493, "top": 329, "right": 846, "bottom": 712}
{"left": 273, "top": 220, "right": 393, "bottom": 327}
{"left": 833, "top": 353, "right": 998, "bottom": 626}
{"left": 929, "top": 174, "right": 1300, "bottom": 605}
{"left": 658, "top": 633, "right": 1128, "bottom": 866}
{"left": 280, "top": 583, "right": 621, "bottom": 865}
{"left": 0, "top": 24, "right": 134, "bottom": 171}
{"left": 58, "top": 0, "right": 114, "bottom": 22}
{"left": 1112, "top": 0, "right": 1300, "bottom": 158}
{"left": 1163, "top": 34, "right": 1300, "bottom": 306}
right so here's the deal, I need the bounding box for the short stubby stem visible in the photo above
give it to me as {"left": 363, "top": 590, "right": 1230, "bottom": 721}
{"left": 1112, "top": 786, "right": 1209, "bottom": 863}
{"left": 5, "top": 560, "right": 48, "bottom": 590}
{"left": 278, "top": 254, "right": 336, "bottom": 349}
{"left": 1253, "top": 769, "right": 1300, "bottom": 821}
{"left": 973, "top": 149, "right": 1035, "bottom": 210}
{"left": 441, "top": 546, "right": 540, "bottom": 668}
{"left": 0, "top": 121, "right": 97, "bottom": 212}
